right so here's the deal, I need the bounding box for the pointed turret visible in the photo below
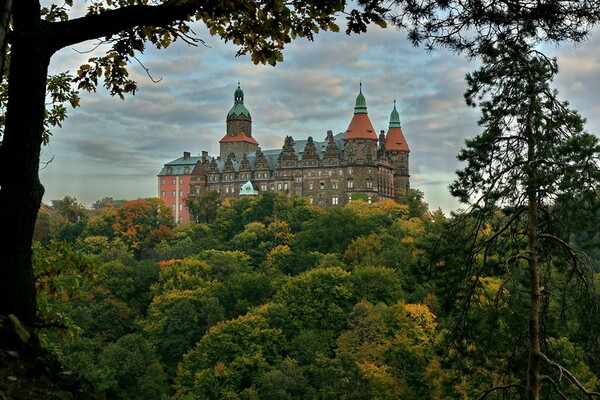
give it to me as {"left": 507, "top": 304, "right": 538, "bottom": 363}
{"left": 344, "top": 84, "right": 378, "bottom": 140}
{"left": 384, "top": 100, "right": 410, "bottom": 151}
{"left": 384, "top": 100, "right": 410, "bottom": 198}
{"left": 220, "top": 83, "right": 258, "bottom": 158}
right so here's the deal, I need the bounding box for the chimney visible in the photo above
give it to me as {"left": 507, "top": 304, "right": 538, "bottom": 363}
{"left": 183, "top": 151, "right": 190, "bottom": 160}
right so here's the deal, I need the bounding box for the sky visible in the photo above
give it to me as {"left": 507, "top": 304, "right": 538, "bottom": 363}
{"left": 40, "top": 15, "right": 600, "bottom": 214}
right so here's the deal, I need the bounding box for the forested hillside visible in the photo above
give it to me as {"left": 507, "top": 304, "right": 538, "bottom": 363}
{"left": 29, "top": 191, "right": 600, "bottom": 399}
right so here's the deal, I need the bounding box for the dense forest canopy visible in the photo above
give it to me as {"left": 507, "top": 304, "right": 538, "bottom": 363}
{"left": 22, "top": 191, "right": 600, "bottom": 399}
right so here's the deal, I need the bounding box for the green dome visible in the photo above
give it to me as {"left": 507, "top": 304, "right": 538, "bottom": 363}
{"left": 354, "top": 83, "right": 368, "bottom": 114}
{"left": 228, "top": 83, "right": 251, "bottom": 118}
{"left": 389, "top": 100, "right": 401, "bottom": 128}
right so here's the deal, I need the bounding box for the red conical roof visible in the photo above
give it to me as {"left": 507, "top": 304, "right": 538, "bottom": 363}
{"left": 219, "top": 131, "right": 259, "bottom": 145}
{"left": 385, "top": 126, "right": 409, "bottom": 151}
{"left": 344, "top": 113, "right": 378, "bottom": 140}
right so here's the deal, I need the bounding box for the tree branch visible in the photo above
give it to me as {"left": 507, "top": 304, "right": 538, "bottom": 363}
{"left": 541, "top": 375, "right": 569, "bottom": 400}
{"left": 50, "top": 0, "right": 202, "bottom": 51}
{"left": 538, "top": 352, "right": 600, "bottom": 398}
{"left": 475, "top": 383, "right": 524, "bottom": 400}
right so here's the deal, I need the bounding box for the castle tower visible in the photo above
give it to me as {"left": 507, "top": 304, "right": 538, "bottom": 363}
{"left": 384, "top": 100, "right": 410, "bottom": 197}
{"left": 220, "top": 83, "right": 258, "bottom": 158}
{"left": 343, "top": 84, "right": 378, "bottom": 165}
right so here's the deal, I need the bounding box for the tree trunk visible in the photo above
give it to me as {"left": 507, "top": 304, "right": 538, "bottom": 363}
{"left": 0, "top": 0, "right": 12, "bottom": 83}
{"left": 0, "top": 2, "right": 53, "bottom": 326}
{"left": 525, "top": 98, "right": 542, "bottom": 399}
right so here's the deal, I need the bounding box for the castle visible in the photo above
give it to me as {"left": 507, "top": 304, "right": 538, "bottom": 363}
{"left": 158, "top": 84, "right": 410, "bottom": 223}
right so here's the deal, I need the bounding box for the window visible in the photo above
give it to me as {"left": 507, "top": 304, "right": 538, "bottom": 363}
{"left": 284, "top": 183, "right": 289, "bottom": 190}
{"left": 225, "top": 186, "right": 229, "bottom": 193}
{"left": 307, "top": 171, "right": 312, "bottom": 177}
{"left": 277, "top": 183, "right": 282, "bottom": 190}
{"left": 309, "top": 198, "right": 314, "bottom": 204}
{"left": 338, "top": 170, "right": 343, "bottom": 176}
{"left": 172, "top": 178, "right": 176, "bottom": 184}
{"left": 179, "top": 190, "right": 183, "bottom": 197}
{"left": 171, "top": 204, "right": 176, "bottom": 210}
{"left": 332, "top": 196, "right": 339, "bottom": 205}
{"left": 366, "top": 180, "right": 373, "bottom": 189}
{"left": 179, "top": 203, "right": 183, "bottom": 211}
{"left": 328, "top": 170, "right": 333, "bottom": 176}
{"left": 178, "top": 216, "right": 183, "bottom": 223}
{"left": 332, "top": 182, "right": 338, "bottom": 189}
{"left": 184, "top": 166, "right": 190, "bottom": 174}
{"left": 318, "top": 170, "right": 322, "bottom": 176}
{"left": 161, "top": 191, "right": 165, "bottom": 198}
{"left": 261, "top": 184, "right": 267, "bottom": 191}
{"left": 308, "top": 183, "right": 314, "bottom": 190}
{"left": 172, "top": 190, "right": 176, "bottom": 197}
{"left": 347, "top": 179, "right": 354, "bottom": 189}
{"left": 167, "top": 167, "right": 173, "bottom": 175}
{"left": 161, "top": 179, "right": 166, "bottom": 185}
{"left": 347, "top": 168, "right": 353, "bottom": 174}
{"left": 320, "top": 182, "right": 325, "bottom": 190}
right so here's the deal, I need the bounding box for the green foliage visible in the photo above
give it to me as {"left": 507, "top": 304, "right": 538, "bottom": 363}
{"left": 37, "top": 187, "right": 600, "bottom": 399}
{"left": 98, "top": 334, "right": 168, "bottom": 400}
{"left": 295, "top": 207, "right": 385, "bottom": 254}
{"left": 32, "top": 240, "right": 99, "bottom": 328}
{"left": 397, "top": 188, "right": 429, "bottom": 219}
{"left": 273, "top": 267, "right": 355, "bottom": 334}
{"left": 143, "top": 288, "right": 222, "bottom": 376}
{"left": 185, "top": 190, "right": 221, "bottom": 223}
{"left": 91, "top": 196, "right": 128, "bottom": 210}
{"left": 176, "top": 314, "right": 286, "bottom": 399}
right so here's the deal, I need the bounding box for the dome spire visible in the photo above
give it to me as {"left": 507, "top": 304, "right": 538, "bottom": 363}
{"left": 354, "top": 82, "right": 368, "bottom": 114}
{"left": 389, "top": 99, "right": 401, "bottom": 128}
{"left": 228, "top": 83, "right": 250, "bottom": 117}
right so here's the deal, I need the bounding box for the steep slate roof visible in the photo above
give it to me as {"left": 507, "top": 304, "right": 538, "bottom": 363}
{"left": 384, "top": 101, "right": 410, "bottom": 151}
{"left": 157, "top": 156, "right": 202, "bottom": 176}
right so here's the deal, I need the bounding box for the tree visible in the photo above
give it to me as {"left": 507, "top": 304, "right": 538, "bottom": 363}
{"left": 0, "top": 0, "right": 387, "bottom": 326}
{"left": 447, "top": 39, "right": 600, "bottom": 398}
{"left": 111, "top": 198, "right": 174, "bottom": 256}
{"left": 97, "top": 333, "right": 169, "bottom": 400}
{"left": 389, "top": 2, "right": 600, "bottom": 398}
{"left": 91, "top": 197, "right": 128, "bottom": 211}
{"left": 176, "top": 313, "right": 286, "bottom": 398}
{"left": 185, "top": 190, "right": 220, "bottom": 223}
{"left": 391, "top": 1, "right": 600, "bottom": 58}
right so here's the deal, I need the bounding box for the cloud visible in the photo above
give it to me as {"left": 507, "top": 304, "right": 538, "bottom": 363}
{"left": 41, "top": 21, "right": 600, "bottom": 211}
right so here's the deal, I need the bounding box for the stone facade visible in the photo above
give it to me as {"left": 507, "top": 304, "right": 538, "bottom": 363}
{"left": 158, "top": 84, "right": 410, "bottom": 221}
